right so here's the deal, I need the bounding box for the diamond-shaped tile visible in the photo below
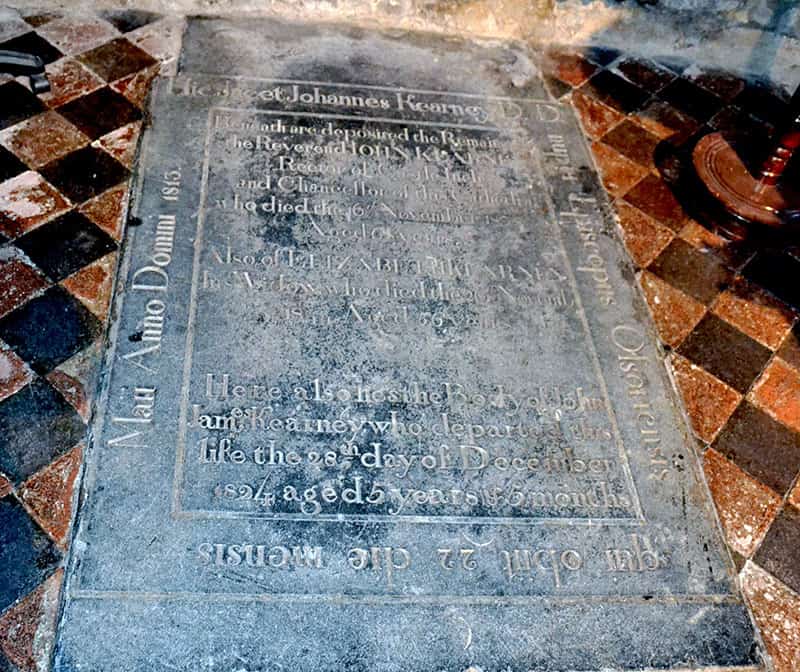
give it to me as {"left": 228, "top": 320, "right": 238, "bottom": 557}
{"left": 0, "top": 247, "right": 49, "bottom": 318}
{"left": 0, "top": 348, "right": 32, "bottom": 403}
{"left": 612, "top": 57, "right": 676, "bottom": 93}
{"left": 712, "top": 279, "right": 795, "bottom": 350}
{"left": 638, "top": 270, "right": 706, "bottom": 348}
{"left": 77, "top": 37, "right": 158, "bottom": 83}
{"left": 648, "top": 238, "right": 733, "bottom": 305}
{"left": 601, "top": 119, "right": 662, "bottom": 168}
{"left": 623, "top": 174, "right": 690, "bottom": 232}
{"left": 46, "top": 369, "right": 88, "bottom": 421}
{"left": 0, "top": 171, "right": 71, "bottom": 238}
{"left": 110, "top": 66, "right": 158, "bottom": 108}
{"left": 657, "top": 77, "right": 724, "bottom": 121}
{"left": 61, "top": 251, "right": 117, "bottom": 319}
{"left": 0, "top": 146, "right": 27, "bottom": 183}
{"left": 35, "top": 16, "right": 120, "bottom": 56}
{"left": 55, "top": 87, "right": 142, "bottom": 141}
{"left": 39, "top": 145, "right": 129, "bottom": 204}
{"left": 754, "top": 505, "right": 800, "bottom": 595}
{"left": 100, "top": 9, "right": 162, "bottom": 34}
{"left": 590, "top": 142, "right": 648, "bottom": 198}
{"left": 93, "top": 121, "right": 141, "bottom": 169}
{"left": 18, "top": 444, "right": 82, "bottom": 548}
{"left": 16, "top": 210, "right": 117, "bottom": 282}
{"left": 0, "top": 376, "right": 85, "bottom": 482}
{"left": 570, "top": 89, "right": 625, "bottom": 139}
{"left": 0, "top": 495, "right": 60, "bottom": 613}
{"left": 577, "top": 69, "right": 650, "bottom": 114}
{"left": 0, "top": 111, "right": 88, "bottom": 169}
{"left": 0, "top": 286, "right": 102, "bottom": 375}
{"left": 751, "top": 358, "right": 800, "bottom": 434}
{"left": 0, "top": 569, "right": 62, "bottom": 672}
{"left": 740, "top": 563, "right": 800, "bottom": 672}
{"left": 712, "top": 401, "right": 800, "bottom": 495}
{"left": 40, "top": 58, "right": 104, "bottom": 109}
{"left": 0, "top": 82, "right": 45, "bottom": 132}
{"left": 703, "top": 448, "right": 780, "bottom": 557}
{"left": 677, "top": 313, "right": 772, "bottom": 393}
{"left": 614, "top": 201, "right": 674, "bottom": 268}
{"left": 0, "top": 31, "right": 62, "bottom": 65}
{"left": 77, "top": 183, "right": 128, "bottom": 241}
{"left": 669, "top": 353, "right": 741, "bottom": 443}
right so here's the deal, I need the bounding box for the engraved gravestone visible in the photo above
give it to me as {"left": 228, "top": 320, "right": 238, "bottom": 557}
{"left": 54, "top": 18, "right": 762, "bottom": 672}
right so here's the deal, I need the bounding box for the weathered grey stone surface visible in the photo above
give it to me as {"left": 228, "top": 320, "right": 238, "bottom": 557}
{"left": 55, "top": 18, "right": 762, "bottom": 672}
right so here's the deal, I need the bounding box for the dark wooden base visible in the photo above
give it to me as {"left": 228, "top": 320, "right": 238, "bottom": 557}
{"left": 693, "top": 132, "right": 799, "bottom": 233}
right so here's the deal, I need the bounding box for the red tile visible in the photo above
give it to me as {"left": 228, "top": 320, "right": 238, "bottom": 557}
{"left": 638, "top": 270, "right": 706, "bottom": 348}
{"left": 713, "top": 279, "right": 795, "bottom": 350}
{"left": 704, "top": 448, "right": 781, "bottom": 557}
{"left": 77, "top": 182, "right": 128, "bottom": 241}
{"left": 751, "top": 358, "right": 800, "bottom": 434}
{"left": 0, "top": 171, "right": 71, "bottom": 238}
{"left": 740, "top": 562, "right": 800, "bottom": 672}
{"left": 0, "top": 348, "right": 32, "bottom": 403}
{"left": 601, "top": 119, "right": 662, "bottom": 168}
{"left": 18, "top": 444, "right": 82, "bottom": 548}
{"left": 614, "top": 200, "right": 673, "bottom": 268}
{"left": 35, "top": 16, "right": 119, "bottom": 56}
{"left": 0, "top": 569, "right": 63, "bottom": 672}
{"left": 570, "top": 90, "right": 625, "bottom": 140}
{"left": 110, "top": 64, "right": 158, "bottom": 108}
{"left": 543, "top": 49, "right": 597, "bottom": 87}
{"left": 45, "top": 369, "right": 89, "bottom": 421}
{"left": 0, "top": 110, "right": 88, "bottom": 169}
{"left": 77, "top": 37, "right": 158, "bottom": 84}
{"left": 39, "top": 58, "right": 104, "bottom": 108}
{"left": 669, "top": 354, "right": 741, "bottom": 443}
{"left": 61, "top": 252, "right": 117, "bottom": 320}
{"left": 93, "top": 121, "right": 141, "bottom": 169}
{"left": 590, "top": 142, "right": 648, "bottom": 198}
{"left": 623, "top": 174, "right": 691, "bottom": 232}
{"left": 0, "top": 249, "right": 49, "bottom": 318}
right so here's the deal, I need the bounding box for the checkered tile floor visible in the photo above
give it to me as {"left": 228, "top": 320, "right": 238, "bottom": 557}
{"left": 0, "top": 12, "right": 798, "bottom": 671}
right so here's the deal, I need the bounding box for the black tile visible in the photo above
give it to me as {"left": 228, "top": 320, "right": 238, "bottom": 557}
{"left": 99, "top": 9, "right": 162, "bottom": 33}
{"left": 77, "top": 38, "right": 158, "bottom": 83}
{"left": 712, "top": 402, "right": 800, "bottom": 494}
{"left": 754, "top": 505, "right": 800, "bottom": 594}
{"left": 648, "top": 238, "right": 734, "bottom": 304}
{"left": 0, "top": 31, "right": 62, "bottom": 65}
{"left": 677, "top": 314, "right": 772, "bottom": 393}
{"left": 16, "top": 210, "right": 117, "bottom": 282}
{"left": 0, "top": 145, "right": 28, "bottom": 182}
{"left": 583, "top": 46, "right": 621, "bottom": 67}
{"left": 743, "top": 251, "right": 800, "bottom": 312}
{"left": 39, "top": 145, "right": 129, "bottom": 204}
{"left": 613, "top": 58, "right": 676, "bottom": 94}
{"left": 577, "top": 69, "right": 651, "bottom": 114}
{"left": 55, "top": 87, "right": 141, "bottom": 141}
{"left": 658, "top": 77, "right": 725, "bottom": 121}
{"left": 0, "top": 285, "right": 102, "bottom": 375}
{"left": 733, "top": 80, "right": 791, "bottom": 127}
{"left": 0, "top": 81, "right": 45, "bottom": 131}
{"left": 0, "top": 495, "right": 61, "bottom": 612}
